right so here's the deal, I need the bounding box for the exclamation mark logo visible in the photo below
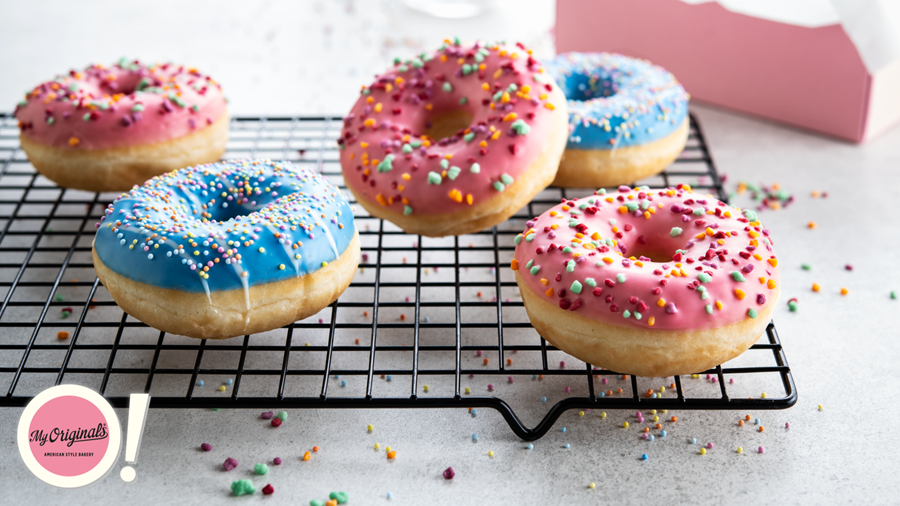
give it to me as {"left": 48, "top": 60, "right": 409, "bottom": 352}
{"left": 120, "top": 393, "right": 150, "bottom": 482}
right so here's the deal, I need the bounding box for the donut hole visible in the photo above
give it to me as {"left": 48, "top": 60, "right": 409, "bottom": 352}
{"left": 623, "top": 245, "right": 674, "bottom": 264}
{"left": 102, "top": 71, "right": 147, "bottom": 95}
{"left": 618, "top": 232, "right": 685, "bottom": 263}
{"left": 422, "top": 108, "right": 473, "bottom": 143}
{"left": 560, "top": 72, "right": 617, "bottom": 101}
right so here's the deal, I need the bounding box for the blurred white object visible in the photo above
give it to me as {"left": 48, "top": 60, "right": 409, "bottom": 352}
{"left": 401, "top": 0, "right": 497, "bottom": 19}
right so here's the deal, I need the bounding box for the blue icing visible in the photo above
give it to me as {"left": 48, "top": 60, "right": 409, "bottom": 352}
{"left": 544, "top": 52, "right": 689, "bottom": 150}
{"left": 95, "top": 159, "right": 356, "bottom": 294}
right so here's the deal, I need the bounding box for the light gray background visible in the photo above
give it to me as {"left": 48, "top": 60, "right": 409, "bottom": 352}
{"left": 1, "top": 1, "right": 899, "bottom": 504}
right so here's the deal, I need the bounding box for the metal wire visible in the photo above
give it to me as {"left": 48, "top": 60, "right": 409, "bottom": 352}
{"left": 0, "top": 113, "right": 796, "bottom": 440}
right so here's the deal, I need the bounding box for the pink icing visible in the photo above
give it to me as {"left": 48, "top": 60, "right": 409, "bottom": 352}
{"left": 338, "top": 40, "right": 562, "bottom": 217}
{"left": 14, "top": 59, "right": 226, "bottom": 150}
{"left": 513, "top": 185, "right": 779, "bottom": 331}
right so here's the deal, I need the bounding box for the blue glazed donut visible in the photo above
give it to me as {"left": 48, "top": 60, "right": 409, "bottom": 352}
{"left": 92, "top": 159, "right": 360, "bottom": 339}
{"left": 545, "top": 52, "right": 690, "bottom": 188}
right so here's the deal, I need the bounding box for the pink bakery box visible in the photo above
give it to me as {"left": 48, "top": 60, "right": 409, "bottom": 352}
{"left": 555, "top": 0, "right": 900, "bottom": 143}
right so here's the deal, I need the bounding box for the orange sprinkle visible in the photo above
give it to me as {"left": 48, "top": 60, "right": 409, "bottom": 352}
{"left": 545, "top": 288, "right": 554, "bottom": 297}
{"left": 68, "top": 137, "right": 80, "bottom": 146}
{"left": 510, "top": 259, "right": 519, "bottom": 270}
{"left": 506, "top": 358, "right": 512, "bottom": 365}
{"left": 655, "top": 423, "right": 662, "bottom": 429}
{"left": 812, "top": 283, "right": 821, "bottom": 292}
{"left": 483, "top": 358, "right": 489, "bottom": 365}
{"left": 759, "top": 426, "right": 765, "bottom": 432}
{"left": 643, "top": 427, "right": 649, "bottom": 433}
{"left": 840, "top": 287, "right": 848, "bottom": 295}
{"left": 355, "top": 338, "right": 360, "bottom": 344}
{"left": 387, "top": 450, "right": 397, "bottom": 459}
{"left": 767, "top": 279, "right": 777, "bottom": 289}
{"left": 738, "top": 420, "right": 744, "bottom": 426}
{"left": 313, "top": 446, "right": 319, "bottom": 452}
{"left": 670, "top": 416, "right": 677, "bottom": 422}
{"left": 807, "top": 222, "right": 816, "bottom": 229}
{"left": 57, "top": 331, "right": 69, "bottom": 340}
{"left": 745, "top": 415, "right": 752, "bottom": 421}
{"left": 303, "top": 451, "right": 311, "bottom": 461}
{"left": 734, "top": 289, "right": 745, "bottom": 300}
{"left": 767, "top": 258, "right": 778, "bottom": 267}
{"left": 364, "top": 311, "right": 369, "bottom": 317}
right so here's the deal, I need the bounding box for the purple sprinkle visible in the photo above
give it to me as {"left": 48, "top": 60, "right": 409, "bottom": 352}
{"left": 758, "top": 446, "right": 765, "bottom": 453}
{"left": 785, "top": 422, "right": 790, "bottom": 429}
{"left": 507, "top": 376, "right": 514, "bottom": 383}
{"left": 121, "top": 115, "right": 132, "bottom": 127}
{"left": 671, "top": 204, "right": 683, "bottom": 213}
{"left": 162, "top": 100, "right": 173, "bottom": 112}
{"left": 560, "top": 361, "right": 566, "bottom": 368}
{"left": 201, "top": 443, "right": 212, "bottom": 452}
{"left": 487, "top": 384, "right": 494, "bottom": 391}
{"left": 476, "top": 350, "right": 483, "bottom": 357}
{"left": 261, "top": 411, "right": 274, "bottom": 419}
{"left": 564, "top": 386, "right": 571, "bottom": 393}
{"left": 188, "top": 118, "right": 197, "bottom": 129}
{"left": 742, "top": 264, "right": 754, "bottom": 274}
{"left": 525, "top": 220, "right": 536, "bottom": 228}
{"left": 443, "top": 467, "right": 455, "bottom": 479}
{"left": 681, "top": 215, "right": 690, "bottom": 222}
{"left": 757, "top": 294, "right": 767, "bottom": 305}
{"left": 132, "top": 112, "right": 142, "bottom": 123}
{"left": 223, "top": 457, "right": 239, "bottom": 471}
{"left": 665, "top": 302, "right": 678, "bottom": 314}
{"left": 273, "top": 457, "right": 282, "bottom": 465}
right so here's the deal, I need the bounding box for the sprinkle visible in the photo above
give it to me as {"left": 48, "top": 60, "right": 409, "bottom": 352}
{"left": 271, "top": 417, "right": 282, "bottom": 427}
{"left": 641, "top": 454, "right": 648, "bottom": 460}
{"left": 589, "top": 483, "right": 596, "bottom": 489}
{"left": 223, "top": 457, "right": 239, "bottom": 471}
{"left": 488, "top": 451, "right": 494, "bottom": 457}
{"left": 737, "top": 447, "right": 743, "bottom": 453}
{"left": 818, "top": 404, "right": 823, "bottom": 411}
{"left": 443, "top": 467, "right": 455, "bottom": 479}
{"left": 758, "top": 446, "right": 765, "bottom": 453}
{"left": 273, "top": 457, "right": 282, "bottom": 465}
{"left": 670, "top": 227, "right": 683, "bottom": 237}
{"left": 427, "top": 172, "right": 442, "bottom": 185}
{"left": 303, "top": 451, "right": 311, "bottom": 461}
{"left": 57, "top": 331, "right": 69, "bottom": 340}
{"left": 840, "top": 287, "right": 848, "bottom": 296}
{"left": 200, "top": 443, "right": 212, "bottom": 451}
{"left": 254, "top": 463, "right": 269, "bottom": 475}
{"left": 219, "top": 385, "right": 226, "bottom": 392}
{"left": 731, "top": 272, "right": 746, "bottom": 282}
{"left": 231, "top": 479, "right": 255, "bottom": 496}
{"left": 812, "top": 283, "right": 821, "bottom": 292}
{"left": 527, "top": 443, "right": 534, "bottom": 450}
{"left": 472, "top": 433, "right": 478, "bottom": 441}
{"left": 700, "top": 448, "right": 707, "bottom": 455}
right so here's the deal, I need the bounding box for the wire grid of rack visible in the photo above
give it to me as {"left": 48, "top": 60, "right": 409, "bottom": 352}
{"left": 0, "top": 113, "right": 795, "bottom": 440}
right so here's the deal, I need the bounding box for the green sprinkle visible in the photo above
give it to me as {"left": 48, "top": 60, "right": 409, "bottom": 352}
{"left": 570, "top": 280, "right": 583, "bottom": 294}
{"left": 697, "top": 286, "right": 707, "bottom": 292}
{"left": 231, "top": 479, "right": 255, "bottom": 496}
{"left": 801, "top": 264, "right": 811, "bottom": 271}
{"left": 311, "top": 501, "right": 325, "bottom": 506}
{"left": 510, "top": 119, "right": 531, "bottom": 135}
{"left": 440, "top": 159, "right": 449, "bottom": 169}
{"left": 566, "top": 260, "right": 575, "bottom": 273}
{"left": 698, "top": 272, "right": 711, "bottom": 283}
{"left": 276, "top": 411, "right": 287, "bottom": 421}
{"left": 585, "top": 278, "right": 597, "bottom": 287}
{"left": 597, "top": 188, "right": 607, "bottom": 195}
{"left": 747, "top": 308, "right": 758, "bottom": 319}
{"left": 398, "top": 64, "right": 409, "bottom": 72}
{"left": 705, "top": 304, "right": 713, "bottom": 314}
{"left": 132, "top": 103, "right": 144, "bottom": 112}
{"left": 410, "top": 139, "right": 422, "bottom": 148}
{"left": 55, "top": 293, "right": 65, "bottom": 302}
{"left": 670, "top": 227, "right": 683, "bottom": 237}
{"left": 411, "top": 58, "right": 424, "bottom": 68}
{"left": 562, "top": 246, "right": 573, "bottom": 253}
{"left": 60, "top": 310, "right": 70, "bottom": 318}
{"left": 625, "top": 202, "right": 638, "bottom": 212}
{"left": 578, "top": 203, "right": 588, "bottom": 210}
{"left": 46, "top": 117, "right": 54, "bottom": 125}
{"left": 191, "top": 104, "right": 200, "bottom": 112}
{"left": 525, "top": 259, "right": 534, "bottom": 270}
{"left": 525, "top": 233, "right": 535, "bottom": 242}
{"left": 470, "top": 163, "right": 480, "bottom": 173}
{"left": 701, "top": 292, "right": 709, "bottom": 300}
{"left": 608, "top": 219, "right": 617, "bottom": 225}
{"left": 891, "top": 291, "right": 897, "bottom": 300}
{"left": 500, "top": 173, "right": 514, "bottom": 185}
{"left": 402, "top": 143, "right": 413, "bottom": 154}
{"left": 393, "top": 57, "right": 402, "bottom": 65}
{"left": 464, "top": 132, "right": 476, "bottom": 142}
{"left": 514, "top": 234, "right": 523, "bottom": 245}
{"left": 616, "top": 273, "right": 626, "bottom": 283}
{"left": 447, "top": 166, "right": 461, "bottom": 180}
{"left": 329, "top": 491, "right": 349, "bottom": 504}
{"left": 254, "top": 463, "right": 269, "bottom": 475}
{"left": 493, "top": 181, "right": 505, "bottom": 192}
{"left": 427, "top": 172, "right": 442, "bottom": 185}
{"left": 693, "top": 208, "right": 704, "bottom": 215}
{"left": 459, "top": 96, "right": 468, "bottom": 105}
{"left": 530, "top": 266, "right": 540, "bottom": 275}
{"left": 453, "top": 36, "right": 461, "bottom": 46}
{"left": 82, "top": 113, "right": 91, "bottom": 121}
{"left": 731, "top": 272, "right": 747, "bottom": 282}
{"left": 462, "top": 64, "right": 473, "bottom": 75}
{"left": 623, "top": 310, "right": 631, "bottom": 318}
{"left": 742, "top": 209, "right": 758, "bottom": 222}
{"left": 641, "top": 200, "right": 650, "bottom": 210}
{"left": 404, "top": 205, "right": 413, "bottom": 216}
{"left": 492, "top": 91, "right": 504, "bottom": 102}
{"left": 376, "top": 154, "right": 395, "bottom": 172}
{"left": 443, "top": 82, "right": 453, "bottom": 92}
{"left": 507, "top": 83, "right": 518, "bottom": 92}
{"left": 788, "top": 300, "right": 798, "bottom": 312}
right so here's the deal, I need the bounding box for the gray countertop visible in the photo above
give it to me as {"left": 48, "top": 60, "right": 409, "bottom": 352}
{"left": 2, "top": 1, "right": 899, "bottom": 504}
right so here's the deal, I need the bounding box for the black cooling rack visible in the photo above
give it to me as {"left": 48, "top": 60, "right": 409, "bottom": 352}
{"left": 0, "top": 113, "right": 796, "bottom": 440}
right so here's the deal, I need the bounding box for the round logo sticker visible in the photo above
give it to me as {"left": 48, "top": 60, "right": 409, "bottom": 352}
{"left": 17, "top": 385, "right": 121, "bottom": 488}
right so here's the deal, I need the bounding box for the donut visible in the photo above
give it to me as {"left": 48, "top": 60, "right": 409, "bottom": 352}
{"left": 14, "top": 58, "right": 229, "bottom": 192}
{"left": 339, "top": 39, "right": 568, "bottom": 237}
{"left": 544, "top": 53, "right": 689, "bottom": 188}
{"left": 92, "top": 159, "right": 359, "bottom": 339}
{"left": 512, "top": 184, "right": 779, "bottom": 377}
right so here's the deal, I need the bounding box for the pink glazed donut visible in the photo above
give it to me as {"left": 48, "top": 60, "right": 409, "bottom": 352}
{"left": 14, "top": 58, "right": 229, "bottom": 192}
{"left": 512, "top": 184, "right": 779, "bottom": 377}
{"left": 339, "top": 39, "right": 568, "bottom": 237}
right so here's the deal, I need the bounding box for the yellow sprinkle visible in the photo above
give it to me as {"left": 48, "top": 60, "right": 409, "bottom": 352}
{"left": 464, "top": 387, "right": 470, "bottom": 394}
{"left": 367, "top": 424, "right": 374, "bottom": 431}
{"left": 423, "top": 384, "right": 430, "bottom": 392}
{"left": 737, "top": 447, "right": 743, "bottom": 454}
{"left": 818, "top": 404, "right": 824, "bottom": 411}
{"left": 589, "top": 483, "right": 596, "bottom": 489}
{"left": 761, "top": 392, "right": 767, "bottom": 398}
{"left": 623, "top": 421, "right": 629, "bottom": 428}
{"left": 579, "top": 411, "right": 585, "bottom": 417}
{"left": 278, "top": 264, "right": 285, "bottom": 270}
{"left": 219, "top": 386, "right": 226, "bottom": 392}
{"left": 600, "top": 412, "right": 607, "bottom": 419}
{"left": 700, "top": 448, "right": 707, "bottom": 455}
{"left": 374, "top": 443, "right": 380, "bottom": 450}
{"left": 488, "top": 451, "right": 494, "bottom": 457}
{"left": 385, "top": 446, "right": 391, "bottom": 452}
